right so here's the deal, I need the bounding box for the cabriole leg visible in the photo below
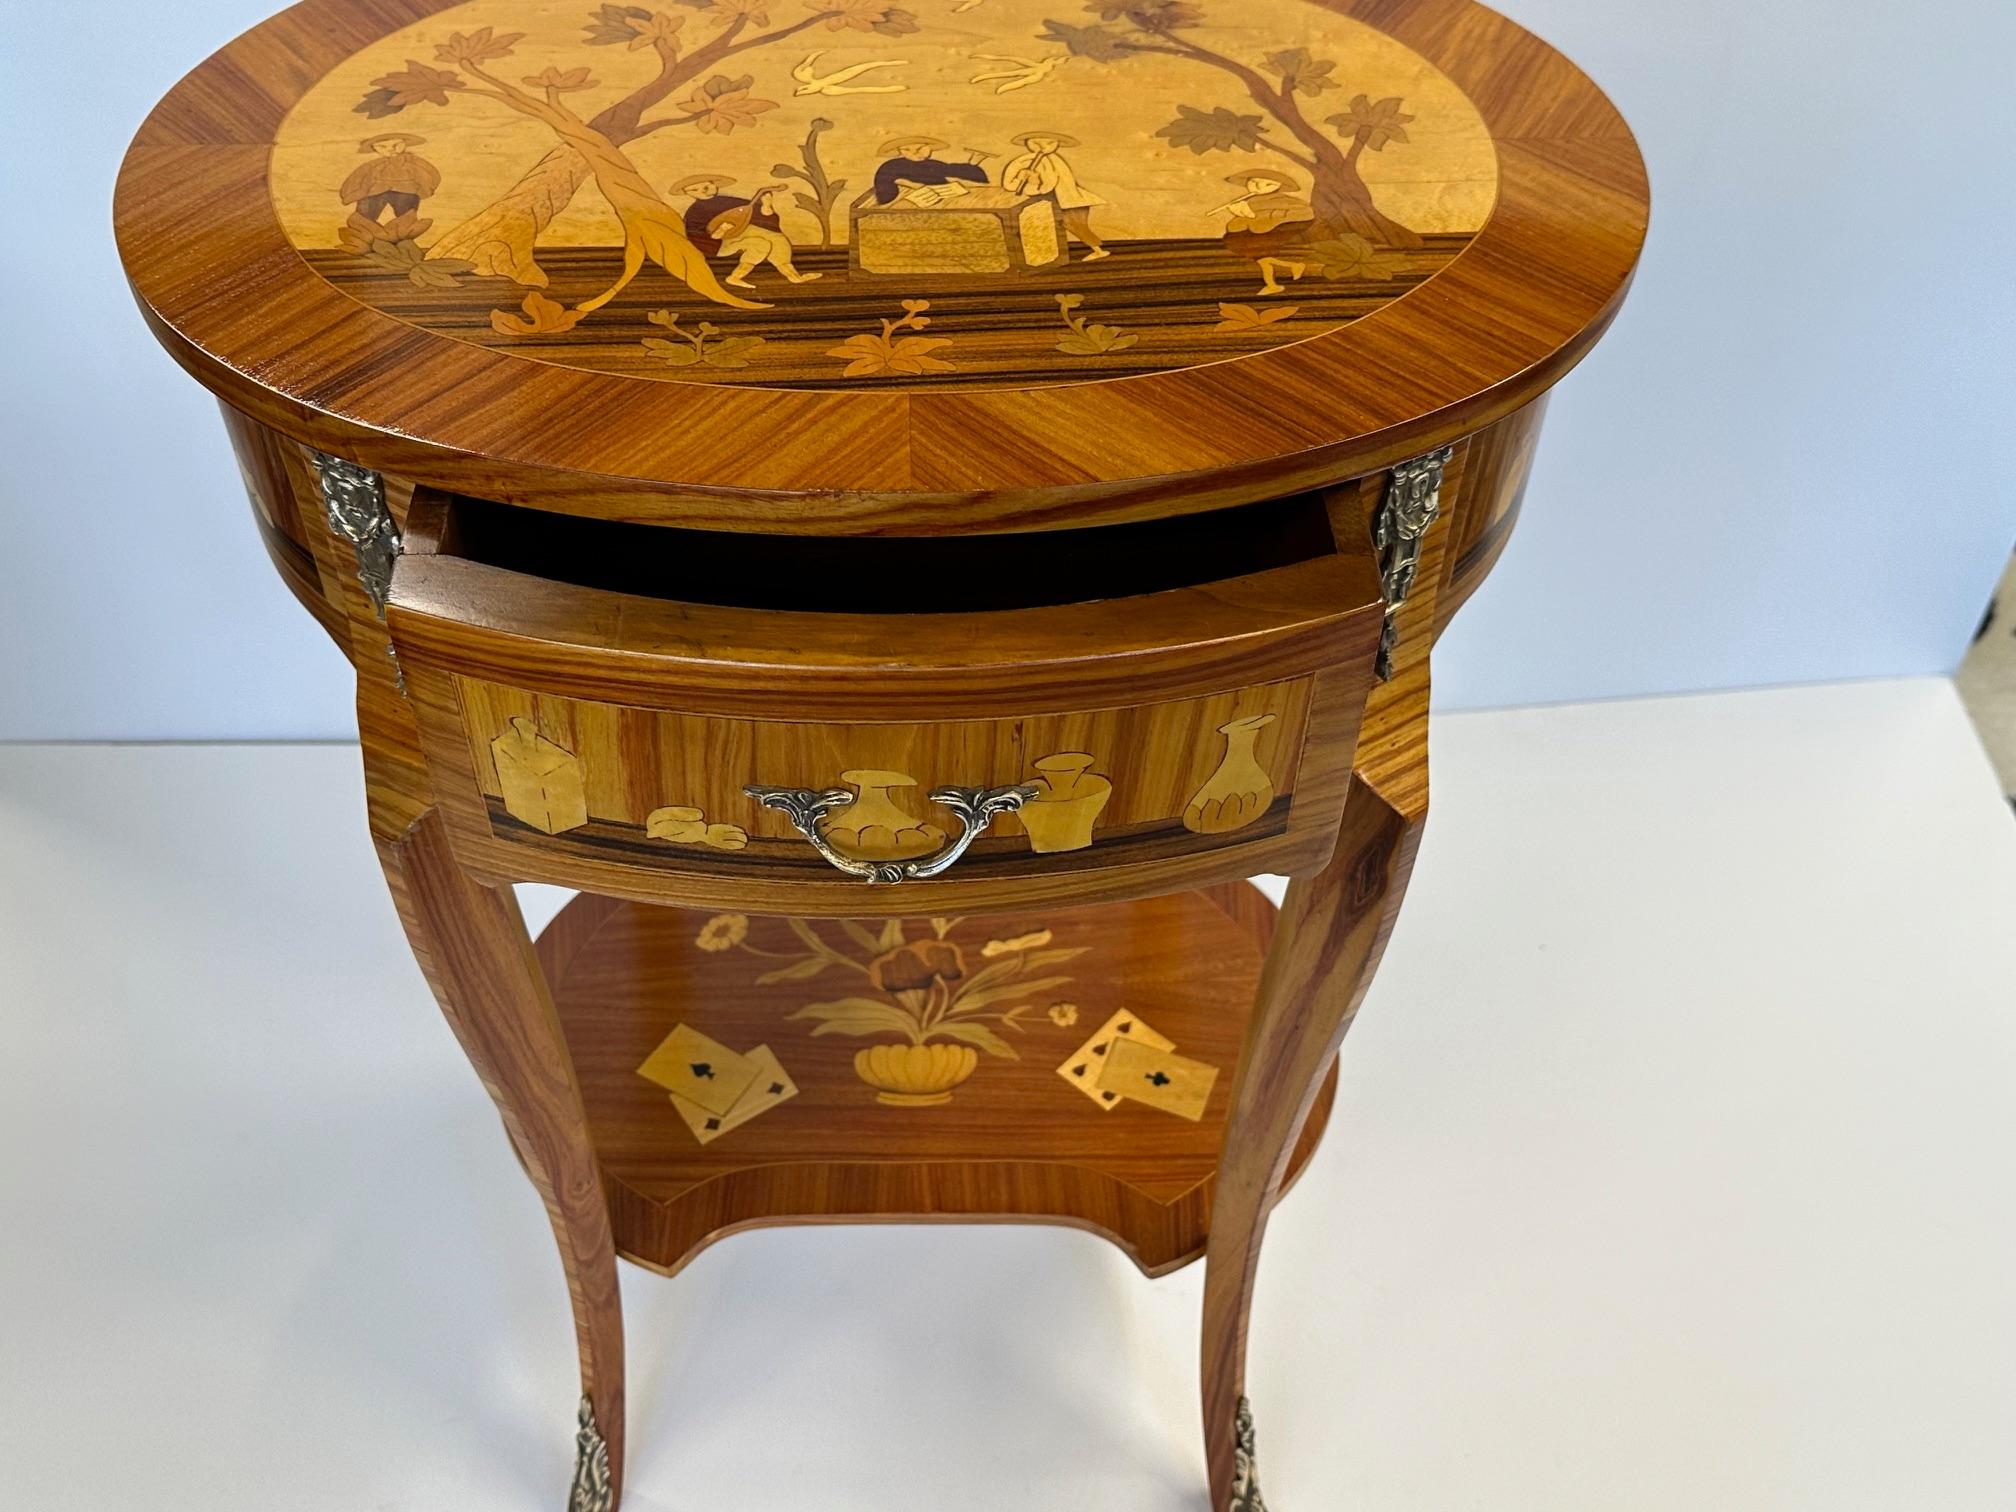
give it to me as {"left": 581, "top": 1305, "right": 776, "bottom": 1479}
{"left": 377, "top": 810, "right": 627, "bottom": 1510}
{"left": 1200, "top": 774, "right": 1425, "bottom": 1508}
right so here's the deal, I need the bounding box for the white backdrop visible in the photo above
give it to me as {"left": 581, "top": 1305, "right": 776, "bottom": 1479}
{"left": 2, "top": 0, "right": 2012, "bottom": 740}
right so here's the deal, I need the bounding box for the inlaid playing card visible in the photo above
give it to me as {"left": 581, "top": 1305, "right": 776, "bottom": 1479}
{"left": 670, "top": 1045, "right": 798, "bottom": 1146}
{"left": 638, "top": 1024, "right": 759, "bottom": 1117}
{"left": 1097, "top": 1040, "right": 1220, "bottom": 1122}
{"left": 1056, "top": 1010, "right": 1175, "bottom": 1110}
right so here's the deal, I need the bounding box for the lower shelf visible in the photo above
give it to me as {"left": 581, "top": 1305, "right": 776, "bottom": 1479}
{"left": 536, "top": 882, "right": 1337, "bottom": 1278}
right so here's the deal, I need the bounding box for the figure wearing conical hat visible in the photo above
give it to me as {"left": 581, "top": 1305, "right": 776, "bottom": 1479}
{"left": 1001, "top": 131, "right": 1108, "bottom": 262}
{"left": 871, "top": 135, "right": 991, "bottom": 205}
{"left": 672, "top": 173, "right": 752, "bottom": 258}
{"left": 339, "top": 134, "right": 442, "bottom": 222}
{"left": 671, "top": 174, "right": 821, "bottom": 289}
{"left": 1213, "top": 171, "right": 1320, "bottom": 295}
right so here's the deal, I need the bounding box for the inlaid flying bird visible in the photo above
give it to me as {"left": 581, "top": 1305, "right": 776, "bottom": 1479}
{"left": 791, "top": 52, "right": 911, "bottom": 96}
{"left": 967, "top": 52, "right": 1069, "bottom": 94}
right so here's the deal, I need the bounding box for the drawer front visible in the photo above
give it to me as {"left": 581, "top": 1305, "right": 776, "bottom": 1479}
{"left": 473, "top": 673, "right": 1311, "bottom": 861}
{"left": 404, "top": 663, "right": 1364, "bottom": 914}
{"left": 386, "top": 490, "right": 1383, "bottom": 913}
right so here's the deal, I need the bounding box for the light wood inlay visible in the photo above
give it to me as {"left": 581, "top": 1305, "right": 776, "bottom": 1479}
{"left": 116, "top": 0, "right": 1647, "bottom": 530}
{"left": 535, "top": 883, "right": 1340, "bottom": 1279}
{"left": 116, "top": 0, "right": 1644, "bottom": 1500}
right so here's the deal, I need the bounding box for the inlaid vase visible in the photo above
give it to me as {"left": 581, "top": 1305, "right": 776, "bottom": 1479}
{"left": 1183, "top": 714, "right": 1278, "bottom": 835}
{"left": 818, "top": 769, "right": 945, "bottom": 860}
{"left": 853, "top": 1044, "right": 980, "bottom": 1107}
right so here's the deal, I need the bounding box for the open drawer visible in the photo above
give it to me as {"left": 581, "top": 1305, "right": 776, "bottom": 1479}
{"left": 385, "top": 488, "right": 1386, "bottom": 915}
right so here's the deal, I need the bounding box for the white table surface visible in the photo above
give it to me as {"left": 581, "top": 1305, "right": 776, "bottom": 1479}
{"left": 2, "top": 677, "right": 2012, "bottom": 1511}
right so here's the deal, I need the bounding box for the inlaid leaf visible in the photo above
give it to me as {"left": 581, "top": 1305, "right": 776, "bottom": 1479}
{"left": 434, "top": 27, "right": 526, "bottom": 65}
{"left": 337, "top": 212, "right": 388, "bottom": 253}
{"left": 789, "top": 997, "right": 920, "bottom": 1037}
{"left": 1266, "top": 46, "right": 1339, "bottom": 95}
{"left": 930, "top": 1021, "right": 1020, "bottom": 1060}
{"left": 490, "top": 291, "right": 585, "bottom": 335}
{"left": 366, "top": 61, "right": 465, "bottom": 110}
{"left": 363, "top": 240, "right": 425, "bottom": 272}
{"left": 1084, "top": 0, "right": 1202, "bottom": 27}
{"left": 1327, "top": 94, "right": 1415, "bottom": 152}
{"left": 1214, "top": 301, "right": 1300, "bottom": 331}
{"left": 1057, "top": 324, "right": 1138, "bottom": 355}
{"left": 381, "top": 211, "right": 432, "bottom": 241}
{"left": 780, "top": 917, "right": 826, "bottom": 953}
{"left": 524, "top": 66, "right": 600, "bottom": 91}
{"left": 705, "top": 337, "right": 766, "bottom": 368}
{"left": 885, "top": 336, "right": 956, "bottom": 373}
{"left": 408, "top": 256, "right": 472, "bottom": 288}
{"left": 625, "top": 12, "right": 687, "bottom": 51}
{"left": 817, "top": 0, "right": 916, "bottom": 33}
{"left": 950, "top": 975, "right": 1075, "bottom": 1013}
{"left": 1040, "top": 19, "right": 1127, "bottom": 60}
{"left": 840, "top": 920, "right": 884, "bottom": 953}
{"left": 1156, "top": 105, "right": 1266, "bottom": 156}
{"left": 755, "top": 954, "right": 831, "bottom": 983}
{"left": 584, "top": 4, "right": 653, "bottom": 44}
{"left": 1309, "top": 234, "right": 1389, "bottom": 281}
{"left": 679, "top": 73, "right": 779, "bottom": 132}
{"left": 955, "top": 957, "right": 1025, "bottom": 996}
{"left": 642, "top": 336, "right": 707, "bottom": 366}
{"left": 1015, "top": 947, "right": 1091, "bottom": 971}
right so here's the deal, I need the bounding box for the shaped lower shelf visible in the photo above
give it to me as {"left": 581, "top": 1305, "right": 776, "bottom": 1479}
{"left": 537, "top": 882, "right": 1337, "bottom": 1278}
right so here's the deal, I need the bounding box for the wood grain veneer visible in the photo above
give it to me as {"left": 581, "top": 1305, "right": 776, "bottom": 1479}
{"left": 533, "top": 884, "right": 1339, "bottom": 1281}
{"left": 116, "top": 0, "right": 1645, "bottom": 1502}
{"left": 116, "top": 0, "right": 1647, "bottom": 534}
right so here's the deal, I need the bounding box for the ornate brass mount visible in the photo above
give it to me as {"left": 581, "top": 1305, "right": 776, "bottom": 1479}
{"left": 310, "top": 449, "right": 405, "bottom": 690}
{"left": 308, "top": 450, "right": 400, "bottom": 618}
{"left": 1373, "top": 445, "right": 1455, "bottom": 680}
{"left": 568, "top": 1396, "right": 613, "bottom": 1512}
{"left": 745, "top": 782, "right": 1039, "bottom": 883}
{"left": 1229, "top": 1395, "right": 1268, "bottom": 1512}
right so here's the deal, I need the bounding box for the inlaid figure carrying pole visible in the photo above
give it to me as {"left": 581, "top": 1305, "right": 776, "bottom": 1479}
{"left": 116, "top": 0, "right": 1645, "bottom": 1503}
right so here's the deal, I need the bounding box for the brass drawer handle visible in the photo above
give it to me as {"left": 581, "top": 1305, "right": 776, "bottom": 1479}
{"left": 745, "top": 783, "right": 1039, "bottom": 884}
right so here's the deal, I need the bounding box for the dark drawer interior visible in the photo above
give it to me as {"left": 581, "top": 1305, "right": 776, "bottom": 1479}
{"left": 434, "top": 491, "right": 1341, "bottom": 615}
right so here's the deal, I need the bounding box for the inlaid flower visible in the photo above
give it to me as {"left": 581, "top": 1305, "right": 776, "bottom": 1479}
{"left": 697, "top": 913, "right": 750, "bottom": 952}
{"left": 1047, "top": 1002, "right": 1081, "bottom": 1028}
{"left": 869, "top": 938, "right": 967, "bottom": 1000}
{"left": 982, "top": 930, "right": 1053, "bottom": 957}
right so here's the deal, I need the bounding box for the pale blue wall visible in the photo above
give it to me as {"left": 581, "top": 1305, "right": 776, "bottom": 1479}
{"left": 2, "top": 0, "right": 2012, "bottom": 739}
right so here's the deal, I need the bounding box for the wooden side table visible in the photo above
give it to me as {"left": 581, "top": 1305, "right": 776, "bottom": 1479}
{"left": 116, "top": 3, "right": 1645, "bottom": 1505}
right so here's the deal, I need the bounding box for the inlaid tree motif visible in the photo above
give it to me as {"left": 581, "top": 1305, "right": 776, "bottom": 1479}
{"left": 1041, "top": 1, "right": 1423, "bottom": 247}
{"left": 772, "top": 115, "right": 846, "bottom": 248}
{"left": 353, "top": 2, "right": 924, "bottom": 300}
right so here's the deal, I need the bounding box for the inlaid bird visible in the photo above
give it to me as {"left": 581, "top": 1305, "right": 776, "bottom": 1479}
{"left": 791, "top": 52, "right": 911, "bottom": 96}
{"left": 967, "top": 52, "right": 1069, "bottom": 94}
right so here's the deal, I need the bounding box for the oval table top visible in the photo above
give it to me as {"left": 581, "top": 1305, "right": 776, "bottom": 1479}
{"left": 116, "top": 0, "right": 1647, "bottom": 533}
